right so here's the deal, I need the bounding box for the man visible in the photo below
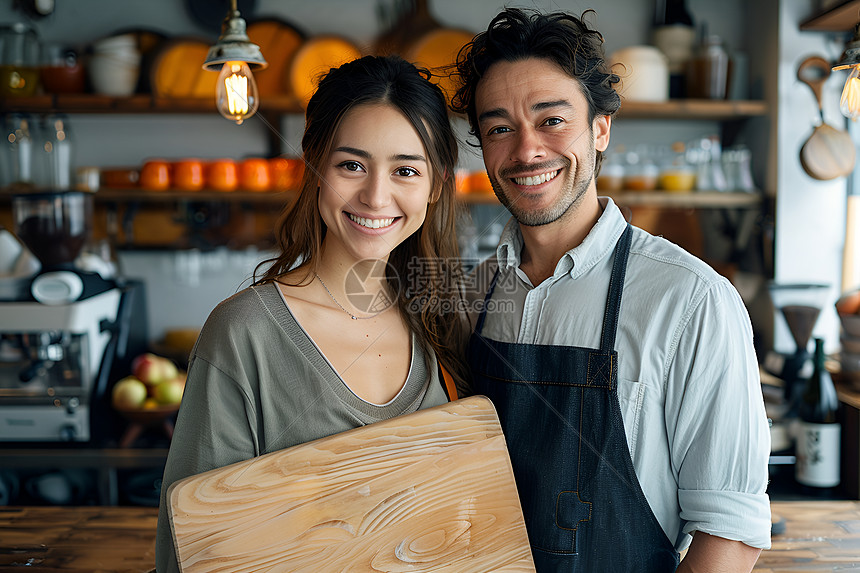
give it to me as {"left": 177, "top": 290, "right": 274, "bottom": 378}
{"left": 453, "top": 9, "right": 771, "bottom": 572}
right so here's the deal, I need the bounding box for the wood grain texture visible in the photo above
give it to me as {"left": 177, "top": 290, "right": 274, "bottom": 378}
{"left": 757, "top": 501, "right": 860, "bottom": 572}
{"left": 168, "top": 396, "right": 535, "bottom": 572}
{"left": 246, "top": 19, "right": 304, "bottom": 98}
{"left": 800, "top": 123, "right": 857, "bottom": 180}
{"left": 150, "top": 39, "right": 217, "bottom": 99}
{"left": 4, "top": 501, "right": 860, "bottom": 571}
{"left": 0, "top": 506, "right": 158, "bottom": 572}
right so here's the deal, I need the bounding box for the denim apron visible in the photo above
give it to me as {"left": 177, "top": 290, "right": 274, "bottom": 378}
{"left": 468, "top": 225, "right": 679, "bottom": 572}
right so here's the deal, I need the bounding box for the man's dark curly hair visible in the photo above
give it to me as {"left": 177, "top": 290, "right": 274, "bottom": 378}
{"left": 451, "top": 8, "right": 621, "bottom": 172}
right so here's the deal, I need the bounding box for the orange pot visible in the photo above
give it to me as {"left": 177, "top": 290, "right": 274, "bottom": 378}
{"left": 467, "top": 170, "right": 494, "bottom": 195}
{"left": 454, "top": 169, "right": 469, "bottom": 194}
{"left": 240, "top": 158, "right": 271, "bottom": 192}
{"left": 139, "top": 160, "right": 171, "bottom": 191}
{"left": 269, "top": 157, "right": 304, "bottom": 191}
{"left": 174, "top": 159, "right": 204, "bottom": 191}
{"left": 207, "top": 159, "right": 238, "bottom": 192}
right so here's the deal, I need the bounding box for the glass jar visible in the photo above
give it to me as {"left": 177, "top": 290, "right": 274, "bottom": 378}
{"left": 623, "top": 146, "right": 658, "bottom": 191}
{"left": 40, "top": 45, "right": 85, "bottom": 94}
{"left": 687, "top": 34, "right": 730, "bottom": 100}
{"left": 690, "top": 135, "right": 727, "bottom": 192}
{"left": 0, "top": 23, "right": 40, "bottom": 97}
{"left": 596, "top": 146, "right": 625, "bottom": 192}
{"left": 658, "top": 141, "right": 696, "bottom": 192}
{"left": 39, "top": 114, "right": 74, "bottom": 190}
{"left": 722, "top": 145, "right": 755, "bottom": 193}
{"left": 3, "top": 114, "right": 38, "bottom": 188}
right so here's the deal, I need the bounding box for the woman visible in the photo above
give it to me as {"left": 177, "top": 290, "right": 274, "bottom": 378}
{"left": 155, "top": 55, "right": 469, "bottom": 572}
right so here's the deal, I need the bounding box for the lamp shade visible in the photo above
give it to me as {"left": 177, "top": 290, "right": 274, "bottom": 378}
{"left": 833, "top": 22, "right": 860, "bottom": 72}
{"left": 202, "top": 9, "right": 267, "bottom": 71}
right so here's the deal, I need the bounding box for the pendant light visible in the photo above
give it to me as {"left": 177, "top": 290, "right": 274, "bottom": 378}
{"left": 202, "top": 0, "right": 267, "bottom": 125}
{"left": 834, "top": 22, "right": 860, "bottom": 121}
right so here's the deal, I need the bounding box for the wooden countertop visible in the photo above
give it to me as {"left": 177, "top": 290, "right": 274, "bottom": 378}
{"left": 0, "top": 501, "right": 858, "bottom": 571}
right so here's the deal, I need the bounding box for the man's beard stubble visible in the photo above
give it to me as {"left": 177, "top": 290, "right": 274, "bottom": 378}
{"left": 489, "top": 144, "right": 595, "bottom": 227}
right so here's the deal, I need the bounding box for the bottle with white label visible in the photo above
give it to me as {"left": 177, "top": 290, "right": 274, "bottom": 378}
{"left": 652, "top": 0, "right": 695, "bottom": 98}
{"left": 795, "top": 338, "right": 840, "bottom": 488}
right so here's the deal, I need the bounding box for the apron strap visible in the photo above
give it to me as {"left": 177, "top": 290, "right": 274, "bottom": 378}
{"left": 599, "top": 224, "right": 633, "bottom": 352}
{"left": 473, "top": 268, "right": 500, "bottom": 336}
{"left": 439, "top": 364, "right": 458, "bottom": 400}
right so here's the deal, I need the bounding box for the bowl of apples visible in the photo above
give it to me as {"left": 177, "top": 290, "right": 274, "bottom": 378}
{"left": 112, "top": 352, "right": 186, "bottom": 426}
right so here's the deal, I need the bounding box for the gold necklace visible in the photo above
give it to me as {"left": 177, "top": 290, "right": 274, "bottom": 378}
{"left": 315, "top": 273, "right": 383, "bottom": 320}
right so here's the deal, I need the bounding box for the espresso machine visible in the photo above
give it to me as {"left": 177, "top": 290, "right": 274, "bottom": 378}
{"left": 0, "top": 190, "right": 147, "bottom": 444}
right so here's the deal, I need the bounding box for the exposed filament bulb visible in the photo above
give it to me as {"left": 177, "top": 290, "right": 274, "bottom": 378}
{"left": 216, "top": 61, "right": 259, "bottom": 125}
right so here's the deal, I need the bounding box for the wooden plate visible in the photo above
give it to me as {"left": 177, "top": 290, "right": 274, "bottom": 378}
{"left": 150, "top": 38, "right": 218, "bottom": 98}
{"left": 246, "top": 18, "right": 305, "bottom": 97}
{"left": 286, "top": 35, "right": 362, "bottom": 108}
{"left": 168, "top": 396, "right": 534, "bottom": 572}
{"left": 405, "top": 28, "right": 473, "bottom": 104}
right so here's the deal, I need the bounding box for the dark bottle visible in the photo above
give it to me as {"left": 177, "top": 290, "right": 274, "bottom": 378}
{"left": 652, "top": 0, "right": 695, "bottom": 98}
{"left": 687, "top": 33, "right": 730, "bottom": 100}
{"left": 795, "top": 338, "right": 840, "bottom": 488}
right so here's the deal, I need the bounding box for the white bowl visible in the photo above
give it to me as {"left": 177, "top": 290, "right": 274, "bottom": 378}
{"left": 92, "top": 34, "right": 138, "bottom": 54}
{"left": 88, "top": 53, "right": 140, "bottom": 96}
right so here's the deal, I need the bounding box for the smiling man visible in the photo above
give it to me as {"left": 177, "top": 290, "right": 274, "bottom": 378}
{"left": 453, "top": 9, "right": 771, "bottom": 572}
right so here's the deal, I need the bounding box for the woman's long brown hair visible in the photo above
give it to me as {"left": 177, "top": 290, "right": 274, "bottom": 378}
{"left": 253, "top": 55, "right": 470, "bottom": 392}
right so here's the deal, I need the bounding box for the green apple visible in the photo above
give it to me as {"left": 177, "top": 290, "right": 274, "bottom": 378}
{"left": 112, "top": 376, "right": 148, "bottom": 409}
{"left": 154, "top": 379, "right": 184, "bottom": 406}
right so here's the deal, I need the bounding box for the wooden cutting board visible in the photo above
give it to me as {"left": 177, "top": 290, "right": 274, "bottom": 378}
{"left": 150, "top": 38, "right": 217, "bottom": 98}
{"left": 246, "top": 18, "right": 305, "bottom": 98}
{"left": 405, "top": 28, "right": 473, "bottom": 105}
{"left": 285, "top": 35, "right": 362, "bottom": 108}
{"left": 167, "top": 396, "right": 535, "bottom": 572}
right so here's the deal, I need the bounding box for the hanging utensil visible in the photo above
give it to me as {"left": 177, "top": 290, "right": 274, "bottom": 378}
{"left": 797, "top": 56, "right": 856, "bottom": 180}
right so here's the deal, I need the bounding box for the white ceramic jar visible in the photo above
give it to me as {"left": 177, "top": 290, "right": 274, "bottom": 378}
{"left": 87, "top": 34, "right": 140, "bottom": 96}
{"left": 609, "top": 46, "right": 669, "bottom": 102}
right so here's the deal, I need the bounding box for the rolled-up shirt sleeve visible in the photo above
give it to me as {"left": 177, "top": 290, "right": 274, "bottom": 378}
{"left": 666, "top": 278, "right": 772, "bottom": 549}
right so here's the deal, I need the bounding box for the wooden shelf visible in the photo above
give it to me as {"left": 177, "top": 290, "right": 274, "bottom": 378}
{"left": 0, "top": 188, "right": 763, "bottom": 211}
{"left": 800, "top": 0, "right": 860, "bottom": 32}
{"left": 0, "top": 94, "right": 304, "bottom": 115}
{"left": 0, "top": 95, "right": 768, "bottom": 120}
{"left": 617, "top": 99, "right": 769, "bottom": 120}
{"left": 606, "top": 190, "right": 762, "bottom": 208}
{"left": 92, "top": 188, "right": 296, "bottom": 204}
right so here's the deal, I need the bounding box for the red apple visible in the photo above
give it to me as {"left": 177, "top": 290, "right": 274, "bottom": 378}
{"left": 132, "top": 353, "right": 178, "bottom": 387}
{"left": 112, "top": 376, "right": 148, "bottom": 410}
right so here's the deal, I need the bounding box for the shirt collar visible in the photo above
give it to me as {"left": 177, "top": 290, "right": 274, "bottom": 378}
{"left": 494, "top": 196, "right": 629, "bottom": 279}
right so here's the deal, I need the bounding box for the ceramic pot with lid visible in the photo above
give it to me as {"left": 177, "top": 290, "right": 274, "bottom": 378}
{"left": 609, "top": 46, "right": 669, "bottom": 102}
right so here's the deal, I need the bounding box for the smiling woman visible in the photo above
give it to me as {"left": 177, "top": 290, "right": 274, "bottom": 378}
{"left": 317, "top": 103, "right": 433, "bottom": 265}
{"left": 154, "top": 55, "right": 470, "bottom": 573}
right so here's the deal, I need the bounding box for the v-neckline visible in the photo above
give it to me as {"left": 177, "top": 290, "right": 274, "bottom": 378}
{"left": 272, "top": 282, "right": 417, "bottom": 408}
